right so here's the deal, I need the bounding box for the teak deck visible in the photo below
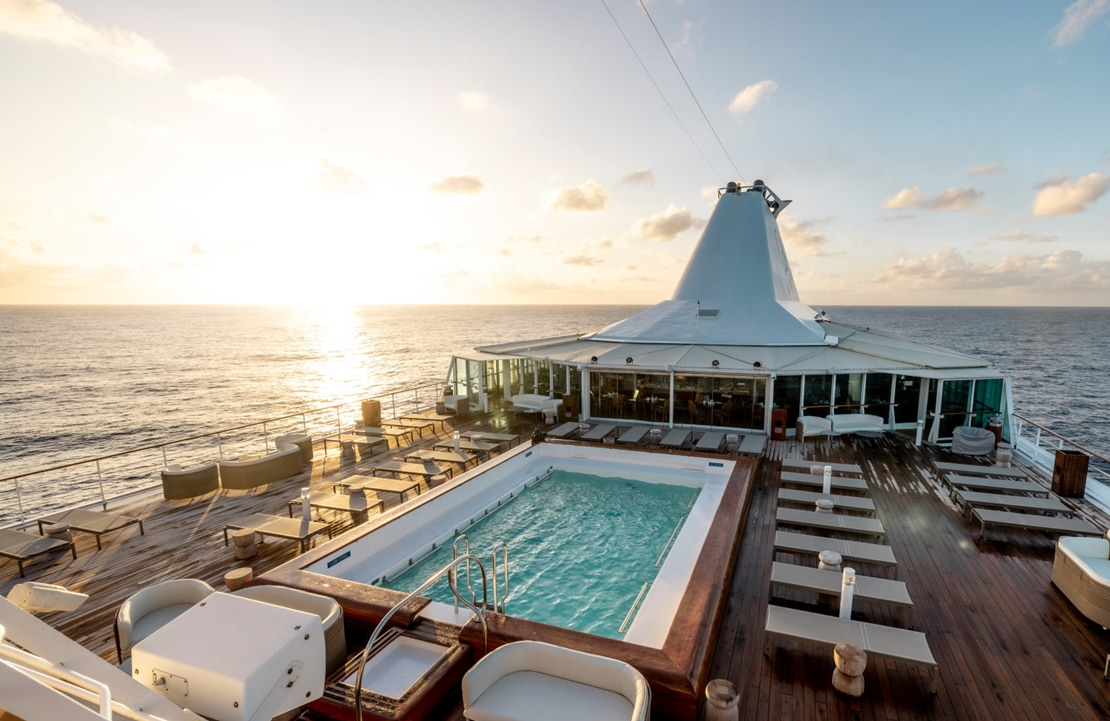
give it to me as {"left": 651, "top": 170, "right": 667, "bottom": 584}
{"left": 3, "top": 412, "right": 1110, "bottom": 721}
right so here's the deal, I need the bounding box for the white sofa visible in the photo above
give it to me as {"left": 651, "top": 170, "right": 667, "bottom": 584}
{"left": 1052, "top": 535, "right": 1110, "bottom": 628}
{"left": 462, "top": 640, "right": 650, "bottom": 721}
{"left": 826, "top": 413, "right": 885, "bottom": 435}
{"left": 796, "top": 416, "right": 832, "bottom": 439}
{"left": 510, "top": 394, "right": 563, "bottom": 415}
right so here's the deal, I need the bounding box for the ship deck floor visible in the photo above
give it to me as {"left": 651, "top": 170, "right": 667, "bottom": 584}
{"left": 4, "top": 411, "right": 1110, "bottom": 721}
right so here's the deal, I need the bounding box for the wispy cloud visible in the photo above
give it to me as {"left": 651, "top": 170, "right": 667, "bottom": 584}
{"left": 191, "top": 77, "right": 281, "bottom": 122}
{"left": 631, "top": 204, "right": 702, "bottom": 241}
{"left": 779, "top": 215, "right": 837, "bottom": 257}
{"left": 1051, "top": 0, "right": 1109, "bottom": 47}
{"left": 729, "top": 80, "right": 777, "bottom": 115}
{"left": 988, "top": 228, "right": 1057, "bottom": 243}
{"left": 545, "top": 180, "right": 610, "bottom": 213}
{"left": 86, "top": 212, "right": 110, "bottom": 225}
{"left": 430, "top": 174, "right": 483, "bottom": 194}
{"left": 622, "top": 168, "right": 654, "bottom": 186}
{"left": 1031, "top": 172, "right": 1110, "bottom": 216}
{"left": 881, "top": 186, "right": 983, "bottom": 212}
{"left": 670, "top": 20, "right": 697, "bottom": 54}
{"left": 875, "top": 248, "right": 1110, "bottom": 291}
{"left": 563, "top": 254, "right": 603, "bottom": 266}
{"left": 312, "top": 158, "right": 367, "bottom": 195}
{"left": 968, "top": 162, "right": 1006, "bottom": 177}
{"left": 0, "top": 0, "right": 170, "bottom": 71}
{"left": 457, "top": 91, "right": 489, "bottom": 112}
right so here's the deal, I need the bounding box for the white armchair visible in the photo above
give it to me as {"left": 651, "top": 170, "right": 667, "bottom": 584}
{"left": 114, "top": 578, "right": 214, "bottom": 663}
{"left": 462, "top": 640, "right": 650, "bottom": 721}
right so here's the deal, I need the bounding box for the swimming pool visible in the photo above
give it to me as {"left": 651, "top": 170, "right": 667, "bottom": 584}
{"left": 305, "top": 442, "right": 733, "bottom": 648}
{"left": 379, "top": 468, "right": 698, "bottom": 639}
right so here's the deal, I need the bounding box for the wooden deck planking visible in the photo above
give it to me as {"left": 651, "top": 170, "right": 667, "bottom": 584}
{"left": 711, "top": 433, "right": 1110, "bottom": 721}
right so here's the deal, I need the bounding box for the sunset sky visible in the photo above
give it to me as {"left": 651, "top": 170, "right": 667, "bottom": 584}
{"left": 1, "top": 0, "right": 1108, "bottom": 306}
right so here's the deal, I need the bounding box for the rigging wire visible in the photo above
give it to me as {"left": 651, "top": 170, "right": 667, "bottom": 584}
{"left": 598, "top": 0, "right": 725, "bottom": 185}
{"left": 634, "top": 0, "right": 746, "bottom": 185}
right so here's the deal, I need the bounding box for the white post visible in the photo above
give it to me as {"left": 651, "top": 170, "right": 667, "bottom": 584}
{"left": 301, "top": 487, "right": 312, "bottom": 525}
{"left": 915, "top": 419, "right": 924, "bottom": 446}
{"left": 822, "top": 465, "right": 832, "bottom": 495}
{"left": 839, "top": 567, "right": 856, "bottom": 620}
{"left": 453, "top": 431, "right": 461, "bottom": 454}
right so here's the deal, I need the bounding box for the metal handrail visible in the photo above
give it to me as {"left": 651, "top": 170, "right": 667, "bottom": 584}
{"left": 354, "top": 554, "right": 490, "bottom": 721}
{"left": 490, "top": 541, "right": 509, "bottom": 613}
{"left": 0, "top": 380, "right": 443, "bottom": 526}
{"left": 451, "top": 535, "right": 473, "bottom": 611}
{"left": 1013, "top": 413, "right": 1110, "bottom": 466}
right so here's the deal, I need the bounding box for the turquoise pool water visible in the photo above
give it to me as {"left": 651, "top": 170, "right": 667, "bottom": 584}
{"left": 380, "top": 469, "right": 697, "bottom": 639}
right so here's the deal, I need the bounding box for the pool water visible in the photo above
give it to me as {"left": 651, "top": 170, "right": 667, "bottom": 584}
{"left": 380, "top": 469, "right": 697, "bottom": 639}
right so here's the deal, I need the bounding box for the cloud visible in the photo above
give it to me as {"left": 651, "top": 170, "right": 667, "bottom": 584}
{"left": 457, "top": 91, "right": 489, "bottom": 112}
{"left": 631, "top": 204, "right": 701, "bottom": 241}
{"left": 969, "top": 162, "right": 1006, "bottom": 177}
{"left": 430, "top": 174, "right": 483, "bottom": 194}
{"left": 670, "top": 20, "right": 696, "bottom": 54}
{"left": 504, "top": 234, "right": 543, "bottom": 244}
{"left": 420, "top": 242, "right": 442, "bottom": 252}
{"left": 563, "top": 254, "right": 603, "bottom": 266}
{"left": 779, "top": 215, "right": 836, "bottom": 257}
{"left": 190, "top": 77, "right": 281, "bottom": 122}
{"left": 312, "top": 158, "right": 367, "bottom": 195}
{"left": 0, "top": 0, "right": 170, "bottom": 71}
{"left": 728, "top": 80, "right": 777, "bottom": 115}
{"left": 988, "top": 229, "right": 1057, "bottom": 243}
{"left": 622, "top": 168, "right": 654, "bottom": 186}
{"left": 188, "top": 242, "right": 206, "bottom": 255}
{"left": 87, "top": 212, "right": 110, "bottom": 225}
{"left": 545, "top": 180, "right": 610, "bottom": 213}
{"left": 875, "top": 247, "right": 1110, "bottom": 291}
{"left": 881, "top": 186, "right": 983, "bottom": 212}
{"left": 1031, "top": 172, "right": 1110, "bottom": 216}
{"left": 1051, "top": 0, "right": 1109, "bottom": 46}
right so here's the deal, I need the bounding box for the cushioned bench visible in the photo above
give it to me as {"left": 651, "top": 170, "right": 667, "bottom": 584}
{"left": 796, "top": 416, "right": 832, "bottom": 439}
{"left": 218, "top": 445, "right": 303, "bottom": 490}
{"left": 972, "top": 508, "right": 1100, "bottom": 540}
{"left": 826, "top": 413, "right": 885, "bottom": 435}
{"left": 160, "top": 462, "right": 220, "bottom": 499}
{"left": 1052, "top": 535, "right": 1110, "bottom": 627}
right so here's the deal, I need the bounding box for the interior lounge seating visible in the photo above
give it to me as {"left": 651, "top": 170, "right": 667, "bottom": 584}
{"left": 114, "top": 578, "right": 214, "bottom": 663}
{"left": 1052, "top": 534, "right": 1110, "bottom": 627}
{"left": 233, "top": 585, "right": 347, "bottom": 676}
{"left": 461, "top": 640, "right": 650, "bottom": 721}
{"left": 218, "top": 444, "right": 303, "bottom": 490}
{"left": 160, "top": 462, "right": 220, "bottom": 500}
{"left": 273, "top": 433, "right": 314, "bottom": 464}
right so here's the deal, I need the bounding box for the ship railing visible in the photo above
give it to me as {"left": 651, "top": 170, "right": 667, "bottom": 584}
{"left": 1012, "top": 413, "right": 1110, "bottom": 493}
{"left": 0, "top": 380, "right": 444, "bottom": 530}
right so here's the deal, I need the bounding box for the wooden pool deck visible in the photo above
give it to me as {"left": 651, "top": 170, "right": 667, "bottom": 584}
{"left": 3, "top": 411, "right": 1109, "bottom": 720}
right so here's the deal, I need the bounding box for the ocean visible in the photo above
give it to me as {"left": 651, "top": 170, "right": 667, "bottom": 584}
{"left": 1, "top": 305, "right": 1106, "bottom": 526}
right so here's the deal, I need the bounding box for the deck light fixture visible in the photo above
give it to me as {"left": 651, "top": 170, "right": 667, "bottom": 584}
{"left": 590, "top": 356, "right": 598, "bottom": 363}
{"left": 753, "top": 361, "right": 762, "bottom": 369}
{"left": 626, "top": 357, "right": 633, "bottom": 364}
{"left": 712, "top": 359, "right": 720, "bottom": 367}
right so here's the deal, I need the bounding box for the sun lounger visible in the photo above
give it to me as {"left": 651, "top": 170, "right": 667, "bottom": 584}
{"left": 36, "top": 509, "right": 144, "bottom": 550}
{"left": 547, "top": 422, "right": 582, "bottom": 439}
{"left": 773, "top": 531, "right": 898, "bottom": 572}
{"left": 287, "top": 491, "right": 385, "bottom": 523}
{"left": 323, "top": 433, "right": 389, "bottom": 458}
{"left": 764, "top": 605, "right": 937, "bottom": 693}
{"left": 223, "top": 513, "right": 330, "bottom": 553}
{"left": 775, "top": 508, "right": 886, "bottom": 542}
{"left": 333, "top": 473, "right": 423, "bottom": 501}
{"left": 777, "top": 488, "right": 877, "bottom": 516}
{"left": 352, "top": 426, "right": 414, "bottom": 446}
{"left": 404, "top": 449, "right": 475, "bottom": 469}
{"left": 780, "top": 470, "right": 869, "bottom": 495}
{"left": 401, "top": 411, "right": 453, "bottom": 431}
{"left": 944, "top": 473, "right": 1047, "bottom": 498}
{"left": 781, "top": 459, "right": 864, "bottom": 476}
{"left": 659, "top": 429, "right": 691, "bottom": 449}
{"left": 738, "top": 434, "right": 767, "bottom": 455}
{"left": 618, "top": 426, "right": 650, "bottom": 444}
{"left": 954, "top": 489, "right": 1069, "bottom": 518}
{"left": 935, "top": 461, "right": 1026, "bottom": 478}
{"left": 461, "top": 431, "right": 520, "bottom": 448}
{"left": 383, "top": 418, "right": 436, "bottom": 437}
{"left": 769, "top": 562, "right": 913, "bottom": 608}
{"left": 370, "top": 460, "right": 449, "bottom": 481}
{"left": 0, "top": 529, "right": 76, "bottom": 577}
{"left": 695, "top": 431, "right": 725, "bottom": 452}
{"left": 434, "top": 439, "right": 496, "bottom": 458}
{"left": 971, "top": 508, "right": 1100, "bottom": 539}
{"left": 581, "top": 424, "right": 618, "bottom": 442}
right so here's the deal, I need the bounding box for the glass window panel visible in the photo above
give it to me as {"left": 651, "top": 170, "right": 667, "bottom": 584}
{"left": 893, "top": 375, "right": 922, "bottom": 424}
{"left": 802, "top": 375, "right": 833, "bottom": 416}
{"left": 773, "top": 375, "right": 801, "bottom": 429}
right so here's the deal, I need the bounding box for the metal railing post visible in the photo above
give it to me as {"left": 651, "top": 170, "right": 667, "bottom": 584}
{"left": 95, "top": 460, "right": 107, "bottom": 510}
{"left": 301, "top": 413, "right": 307, "bottom": 434}
{"left": 263, "top": 421, "right": 269, "bottom": 451}
{"left": 336, "top": 407, "right": 342, "bottom": 437}
{"left": 161, "top": 447, "right": 168, "bottom": 469}
{"left": 13, "top": 478, "right": 25, "bottom": 526}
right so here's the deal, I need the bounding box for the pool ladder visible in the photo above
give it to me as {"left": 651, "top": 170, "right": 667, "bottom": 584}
{"left": 453, "top": 534, "right": 510, "bottom": 613}
{"left": 354, "top": 553, "right": 491, "bottom": 721}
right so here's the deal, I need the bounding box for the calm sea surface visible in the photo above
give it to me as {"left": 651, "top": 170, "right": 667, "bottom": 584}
{"left": 0, "top": 305, "right": 1106, "bottom": 525}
